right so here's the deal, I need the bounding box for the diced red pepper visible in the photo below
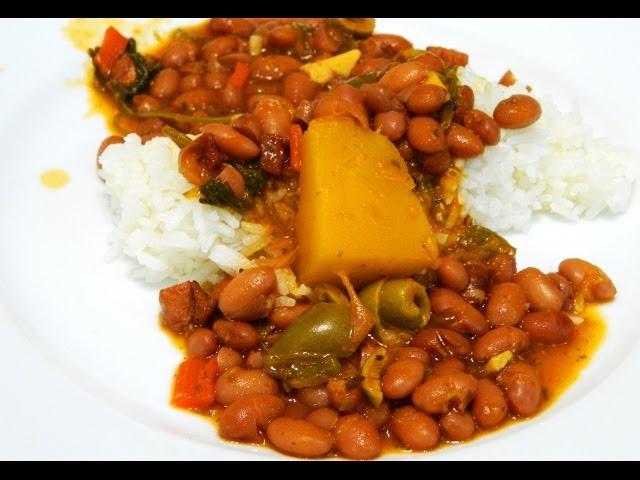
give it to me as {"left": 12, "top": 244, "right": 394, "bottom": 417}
{"left": 227, "top": 62, "right": 250, "bottom": 89}
{"left": 289, "top": 123, "right": 304, "bottom": 172}
{"left": 94, "top": 26, "right": 129, "bottom": 77}
{"left": 171, "top": 356, "right": 218, "bottom": 410}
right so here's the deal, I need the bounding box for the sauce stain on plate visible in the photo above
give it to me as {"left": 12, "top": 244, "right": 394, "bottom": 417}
{"left": 40, "top": 169, "right": 69, "bottom": 189}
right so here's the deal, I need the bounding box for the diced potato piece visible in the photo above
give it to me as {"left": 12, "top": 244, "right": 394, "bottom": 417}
{"left": 300, "top": 49, "right": 362, "bottom": 84}
{"left": 296, "top": 117, "right": 439, "bottom": 286}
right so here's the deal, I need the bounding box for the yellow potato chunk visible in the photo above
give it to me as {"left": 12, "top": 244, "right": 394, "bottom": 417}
{"left": 296, "top": 117, "right": 439, "bottom": 286}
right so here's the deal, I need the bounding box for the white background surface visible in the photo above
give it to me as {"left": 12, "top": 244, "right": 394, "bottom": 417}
{"left": 0, "top": 18, "right": 638, "bottom": 460}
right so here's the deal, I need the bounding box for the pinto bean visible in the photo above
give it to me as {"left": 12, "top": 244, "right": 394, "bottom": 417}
{"left": 312, "top": 94, "right": 369, "bottom": 128}
{"left": 244, "top": 350, "right": 264, "bottom": 369}
{"left": 218, "top": 267, "right": 277, "bottom": 322}
{"left": 220, "top": 394, "right": 285, "bottom": 443}
{"left": 359, "top": 34, "right": 412, "bottom": 58}
{"left": 493, "top": 94, "right": 542, "bottom": 129}
{"left": 440, "top": 411, "right": 475, "bottom": 441}
{"left": 268, "top": 24, "right": 299, "bottom": 48}
{"left": 150, "top": 68, "right": 181, "bottom": 99}
{"left": 422, "top": 149, "right": 451, "bottom": 175}
{"left": 216, "top": 346, "right": 243, "bottom": 372}
{"left": 514, "top": 267, "right": 564, "bottom": 312}
{"left": 210, "top": 18, "right": 255, "bottom": 37}
{"left": 161, "top": 40, "right": 198, "bottom": 69}
{"left": 350, "top": 57, "right": 393, "bottom": 76}
{"left": 251, "top": 55, "right": 301, "bottom": 80}
{"left": 454, "top": 85, "right": 474, "bottom": 121}
{"left": 406, "top": 84, "right": 448, "bottom": 115}
{"left": 412, "top": 53, "right": 445, "bottom": 73}
{"left": 334, "top": 414, "right": 381, "bottom": 460}
{"left": 132, "top": 94, "right": 161, "bottom": 113}
{"left": 297, "top": 386, "right": 330, "bottom": 409}
{"left": 411, "top": 328, "right": 471, "bottom": 359}
{"left": 427, "top": 46, "right": 468, "bottom": 68}
{"left": 186, "top": 328, "right": 218, "bottom": 358}
{"left": 497, "top": 361, "right": 542, "bottom": 417}
{"left": 390, "top": 406, "right": 440, "bottom": 451}
{"left": 379, "top": 61, "right": 430, "bottom": 92}
{"left": 558, "top": 258, "right": 617, "bottom": 302}
{"left": 216, "top": 163, "right": 246, "bottom": 197}
{"left": 374, "top": 111, "right": 407, "bottom": 141}
{"left": 212, "top": 319, "right": 260, "bottom": 352}
{"left": 437, "top": 258, "right": 469, "bottom": 292}
{"left": 269, "top": 303, "right": 311, "bottom": 329}
{"left": 446, "top": 123, "right": 485, "bottom": 158}
{"left": 252, "top": 97, "right": 292, "bottom": 137}
{"left": 357, "top": 402, "right": 391, "bottom": 429}
{"left": 429, "top": 288, "right": 489, "bottom": 335}
{"left": 472, "top": 378, "right": 508, "bottom": 429}
{"left": 488, "top": 253, "right": 517, "bottom": 284}
{"left": 382, "top": 359, "right": 425, "bottom": 400}
{"left": 172, "top": 88, "right": 217, "bottom": 110}
{"left": 285, "top": 399, "right": 311, "bottom": 419}
{"left": 407, "top": 117, "right": 447, "bottom": 154}
{"left": 200, "top": 123, "right": 261, "bottom": 160}
{"left": 521, "top": 311, "right": 575, "bottom": 343}
{"left": 202, "top": 36, "right": 240, "bottom": 61}
{"left": 412, "top": 371, "right": 478, "bottom": 415}
{"left": 306, "top": 407, "right": 339, "bottom": 431}
{"left": 214, "top": 367, "right": 280, "bottom": 406}
{"left": 547, "top": 273, "right": 575, "bottom": 311}
{"left": 282, "top": 71, "right": 316, "bottom": 106}
{"left": 362, "top": 83, "right": 403, "bottom": 113}
{"left": 310, "top": 24, "right": 344, "bottom": 54}
{"left": 485, "top": 282, "right": 528, "bottom": 327}
{"left": 432, "top": 357, "right": 465, "bottom": 375}
{"left": 472, "top": 326, "right": 530, "bottom": 362}
{"left": 392, "top": 347, "right": 431, "bottom": 365}
{"left": 462, "top": 109, "right": 501, "bottom": 146}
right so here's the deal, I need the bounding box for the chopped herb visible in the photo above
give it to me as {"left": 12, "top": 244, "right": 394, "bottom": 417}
{"left": 230, "top": 160, "right": 267, "bottom": 197}
{"left": 199, "top": 179, "right": 252, "bottom": 211}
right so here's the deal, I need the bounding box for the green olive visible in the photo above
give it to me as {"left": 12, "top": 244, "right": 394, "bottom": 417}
{"left": 331, "top": 18, "right": 376, "bottom": 37}
{"left": 263, "top": 303, "right": 352, "bottom": 388}
{"left": 359, "top": 278, "right": 431, "bottom": 331}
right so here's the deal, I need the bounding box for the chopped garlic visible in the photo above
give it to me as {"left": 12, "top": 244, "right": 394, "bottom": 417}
{"left": 275, "top": 296, "right": 296, "bottom": 308}
{"left": 249, "top": 35, "right": 263, "bottom": 56}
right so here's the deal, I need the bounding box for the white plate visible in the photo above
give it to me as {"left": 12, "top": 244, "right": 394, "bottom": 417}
{"left": 0, "top": 18, "right": 639, "bottom": 460}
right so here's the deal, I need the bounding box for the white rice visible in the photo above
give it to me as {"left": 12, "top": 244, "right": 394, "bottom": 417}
{"left": 457, "top": 67, "right": 637, "bottom": 232}
{"left": 98, "top": 134, "right": 269, "bottom": 283}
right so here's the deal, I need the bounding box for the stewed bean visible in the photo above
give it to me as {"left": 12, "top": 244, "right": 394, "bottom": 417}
{"left": 212, "top": 319, "right": 261, "bottom": 352}
{"left": 150, "top": 68, "right": 181, "bottom": 99}
{"left": 488, "top": 253, "right": 517, "bottom": 284}
{"left": 412, "top": 53, "right": 445, "bottom": 73}
{"left": 382, "top": 359, "right": 425, "bottom": 399}
{"left": 473, "top": 326, "right": 530, "bottom": 362}
{"left": 334, "top": 414, "right": 381, "bottom": 460}
{"left": 427, "top": 46, "right": 468, "bottom": 68}
{"left": 214, "top": 367, "right": 280, "bottom": 406}
{"left": 446, "top": 123, "right": 485, "bottom": 158}
{"left": 407, "top": 117, "right": 447, "bottom": 154}
{"left": 440, "top": 412, "right": 475, "bottom": 441}
{"left": 390, "top": 406, "right": 440, "bottom": 451}
{"left": 269, "top": 303, "right": 311, "bottom": 329}
{"left": 268, "top": 25, "right": 299, "bottom": 48}
{"left": 362, "top": 83, "right": 403, "bottom": 113}
{"left": 514, "top": 267, "right": 564, "bottom": 312}
{"left": 412, "top": 371, "right": 478, "bottom": 415}
{"left": 493, "top": 94, "right": 542, "bottom": 129}
{"left": 462, "top": 109, "right": 501, "bottom": 146}
{"left": 485, "top": 282, "right": 528, "bottom": 327}
{"left": 252, "top": 97, "right": 292, "bottom": 137}
{"left": 521, "top": 311, "right": 575, "bottom": 343}
{"left": 210, "top": 18, "right": 255, "bottom": 37}
{"left": 186, "top": 328, "right": 218, "bottom": 358}
{"left": 202, "top": 36, "right": 240, "bottom": 61}
{"left": 497, "top": 361, "right": 542, "bottom": 417}
{"left": 433, "top": 357, "right": 465, "bottom": 375}
{"left": 245, "top": 349, "right": 264, "bottom": 369}
{"left": 251, "top": 55, "right": 301, "bottom": 81}
{"left": 359, "top": 34, "right": 412, "bottom": 58}
{"left": 374, "top": 111, "right": 407, "bottom": 141}
{"left": 429, "top": 288, "right": 489, "bottom": 335}
{"left": 411, "top": 327, "right": 472, "bottom": 359}
{"left": 422, "top": 149, "right": 451, "bottom": 175}
{"left": 306, "top": 407, "right": 339, "bottom": 431}
{"left": 297, "top": 386, "right": 330, "bottom": 409}
{"left": 406, "top": 84, "right": 448, "bottom": 115}
{"left": 357, "top": 402, "right": 391, "bottom": 429}
{"left": 558, "top": 258, "right": 617, "bottom": 302}
{"left": 282, "top": 71, "right": 316, "bottom": 106}
{"left": 218, "top": 266, "right": 277, "bottom": 321}
{"left": 162, "top": 40, "right": 198, "bottom": 69}
{"left": 471, "top": 379, "right": 508, "bottom": 429}
{"left": 392, "top": 346, "right": 431, "bottom": 365}
{"left": 547, "top": 273, "right": 575, "bottom": 311}
{"left": 437, "top": 258, "right": 469, "bottom": 292}
{"left": 312, "top": 94, "right": 369, "bottom": 128}
{"left": 216, "top": 163, "right": 246, "bottom": 197}
{"left": 172, "top": 89, "right": 217, "bottom": 110}
{"left": 267, "top": 417, "right": 333, "bottom": 458}
{"left": 216, "top": 346, "right": 243, "bottom": 372}
{"left": 204, "top": 72, "right": 228, "bottom": 90}
{"left": 132, "top": 94, "right": 161, "bottom": 113}
{"left": 179, "top": 73, "right": 203, "bottom": 92}
{"left": 380, "top": 61, "right": 430, "bottom": 92}
{"left": 350, "top": 57, "right": 393, "bottom": 77}
{"left": 285, "top": 400, "right": 311, "bottom": 419}
{"left": 310, "top": 24, "right": 344, "bottom": 54}
{"left": 220, "top": 394, "right": 285, "bottom": 442}
{"left": 454, "top": 85, "right": 474, "bottom": 120}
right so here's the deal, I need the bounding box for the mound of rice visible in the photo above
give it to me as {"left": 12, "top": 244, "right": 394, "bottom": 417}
{"left": 98, "top": 134, "right": 269, "bottom": 283}
{"left": 457, "top": 67, "right": 636, "bottom": 232}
